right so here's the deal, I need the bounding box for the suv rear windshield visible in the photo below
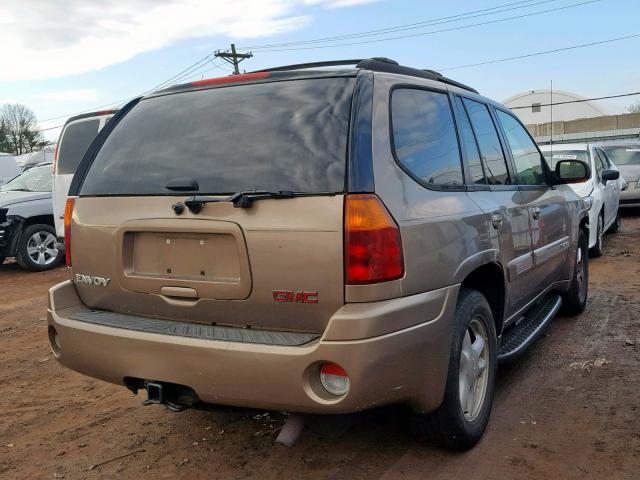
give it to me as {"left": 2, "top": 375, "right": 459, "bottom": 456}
{"left": 600, "top": 145, "right": 640, "bottom": 165}
{"left": 57, "top": 119, "right": 100, "bottom": 175}
{"left": 79, "top": 78, "right": 355, "bottom": 196}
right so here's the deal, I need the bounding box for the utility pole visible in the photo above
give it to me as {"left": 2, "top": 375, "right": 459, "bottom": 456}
{"left": 215, "top": 44, "right": 253, "bottom": 75}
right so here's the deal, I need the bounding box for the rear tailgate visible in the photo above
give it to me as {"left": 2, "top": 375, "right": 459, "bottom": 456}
{"left": 68, "top": 74, "right": 356, "bottom": 334}
{"left": 70, "top": 195, "right": 344, "bottom": 333}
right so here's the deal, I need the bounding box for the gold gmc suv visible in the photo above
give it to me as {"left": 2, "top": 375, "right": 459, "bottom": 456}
{"left": 48, "top": 58, "right": 591, "bottom": 450}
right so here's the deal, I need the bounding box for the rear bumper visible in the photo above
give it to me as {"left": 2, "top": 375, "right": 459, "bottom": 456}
{"left": 48, "top": 281, "right": 458, "bottom": 414}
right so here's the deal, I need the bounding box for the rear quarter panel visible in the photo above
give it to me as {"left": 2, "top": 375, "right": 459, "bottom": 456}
{"left": 351, "top": 73, "right": 493, "bottom": 303}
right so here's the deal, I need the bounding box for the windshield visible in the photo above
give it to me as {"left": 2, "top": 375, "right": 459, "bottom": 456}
{"left": 600, "top": 145, "right": 640, "bottom": 165}
{"left": 80, "top": 77, "right": 355, "bottom": 196}
{"left": 0, "top": 165, "right": 52, "bottom": 192}
{"left": 542, "top": 150, "right": 590, "bottom": 170}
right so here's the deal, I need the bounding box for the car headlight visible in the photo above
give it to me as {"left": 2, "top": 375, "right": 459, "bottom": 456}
{"left": 584, "top": 196, "right": 594, "bottom": 210}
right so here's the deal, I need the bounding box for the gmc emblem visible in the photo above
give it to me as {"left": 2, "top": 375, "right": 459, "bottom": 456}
{"left": 273, "top": 290, "right": 318, "bottom": 304}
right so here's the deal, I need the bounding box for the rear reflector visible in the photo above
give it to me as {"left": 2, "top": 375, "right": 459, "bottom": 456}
{"left": 63, "top": 197, "right": 75, "bottom": 267}
{"left": 344, "top": 194, "right": 404, "bottom": 284}
{"left": 191, "top": 72, "right": 270, "bottom": 87}
{"left": 320, "top": 363, "right": 350, "bottom": 396}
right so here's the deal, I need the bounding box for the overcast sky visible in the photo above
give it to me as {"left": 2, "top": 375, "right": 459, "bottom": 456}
{"left": 1, "top": 0, "right": 638, "bottom": 141}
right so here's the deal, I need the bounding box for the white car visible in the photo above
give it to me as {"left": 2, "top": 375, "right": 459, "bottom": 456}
{"left": 52, "top": 110, "right": 116, "bottom": 242}
{"left": 541, "top": 143, "right": 622, "bottom": 256}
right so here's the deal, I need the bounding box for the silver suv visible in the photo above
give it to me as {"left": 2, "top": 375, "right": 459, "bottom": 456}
{"left": 48, "top": 58, "right": 591, "bottom": 450}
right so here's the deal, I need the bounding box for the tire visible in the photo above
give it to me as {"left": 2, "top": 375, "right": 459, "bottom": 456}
{"left": 562, "top": 229, "right": 589, "bottom": 315}
{"left": 15, "top": 224, "right": 64, "bottom": 272}
{"left": 0, "top": 257, "right": 4, "bottom": 265}
{"left": 608, "top": 209, "right": 622, "bottom": 234}
{"left": 413, "top": 288, "right": 497, "bottom": 450}
{"left": 590, "top": 212, "right": 604, "bottom": 258}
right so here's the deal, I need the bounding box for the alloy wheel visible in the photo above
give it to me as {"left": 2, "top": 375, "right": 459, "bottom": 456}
{"left": 26, "top": 231, "right": 58, "bottom": 266}
{"left": 459, "top": 318, "right": 490, "bottom": 421}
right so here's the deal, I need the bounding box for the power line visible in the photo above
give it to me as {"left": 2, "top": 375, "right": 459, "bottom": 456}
{"left": 509, "top": 91, "right": 640, "bottom": 109}
{"left": 248, "top": 0, "right": 602, "bottom": 52}
{"left": 38, "top": 53, "right": 224, "bottom": 124}
{"left": 243, "top": 0, "right": 558, "bottom": 50}
{"left": 33, "top": 0, "right": 606, "bottom": 130}
{"left": 440, "top": 33, "right": 640, "bottom": 71}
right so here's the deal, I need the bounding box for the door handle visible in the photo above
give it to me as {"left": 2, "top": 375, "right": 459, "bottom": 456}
{"left": 491, "top": 212, "right": 503, "bottom": 230}
{"left": 531, "top": 207, "right": 542, "bottom": 220}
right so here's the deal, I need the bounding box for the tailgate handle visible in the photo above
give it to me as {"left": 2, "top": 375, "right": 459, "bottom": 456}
{"left": 160, "top": 286, "right": 198, "bottom": 299}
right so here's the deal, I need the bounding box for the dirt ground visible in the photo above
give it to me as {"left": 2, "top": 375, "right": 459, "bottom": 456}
{"left": 1, "top": 214, "right": 639, "bottom": 480}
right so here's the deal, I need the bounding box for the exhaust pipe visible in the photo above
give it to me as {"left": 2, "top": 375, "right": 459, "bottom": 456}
{"left": 144, "top": 382, "right": 164, "bottom": 405}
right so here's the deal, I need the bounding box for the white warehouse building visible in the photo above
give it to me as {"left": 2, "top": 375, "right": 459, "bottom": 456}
{"left": 502, "top": 89, "right": 620, "bottom": 125}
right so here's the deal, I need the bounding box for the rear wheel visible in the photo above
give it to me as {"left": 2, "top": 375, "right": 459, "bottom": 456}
{"left": 413, "top": 288, "right": 497, "bottom": 450}
{"left": 608, "top": 209, "right": 622, "bottom": 234}
{"left": 590, "top": 213, "right": 604, "bottom": 257}
{"left": 16, "top": 224, "right": 64, "bottom": 272}
{"left": 562, "top": 229, "right": 589, "bottom": 315}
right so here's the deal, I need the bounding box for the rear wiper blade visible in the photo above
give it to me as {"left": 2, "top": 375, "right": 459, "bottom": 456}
{"left": 183, "top": 190, "right": 334, "bottom": 213}
{"left": 227, "top": 190, "right": 296, "bottom": 208}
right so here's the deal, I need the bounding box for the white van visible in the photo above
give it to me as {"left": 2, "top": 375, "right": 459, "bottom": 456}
{"left": 53, "top": 110, "right": 116, "bottom": 240}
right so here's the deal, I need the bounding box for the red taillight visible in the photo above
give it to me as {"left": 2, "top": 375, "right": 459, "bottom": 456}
{"left": 345, "top": 194, "right": 404, "bottom": 284}
{"left": 191, "top": 71, "right": 270, "bottom": 87}
{"left": 63, "top": 197, "right": 75, "bottom": 267}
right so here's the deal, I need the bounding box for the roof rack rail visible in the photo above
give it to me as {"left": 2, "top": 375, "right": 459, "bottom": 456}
{"left": 251, "top": 57, "right": 478, "bottom": 94}
{"left": 255, "top": 59, "right": 363, "bottom": 72}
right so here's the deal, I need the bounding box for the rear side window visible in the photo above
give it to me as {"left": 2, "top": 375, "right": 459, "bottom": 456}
{"left": 463, "top": 99, "right": 511, "bottom": 185}
{"left": 391, "top": 88, "right": 463, "bottom": 187}
{"left": 80, "top": 78, "right": 354, "bottom": 196}
{"left": 453, "top": 96, "right": 486, "bottom": 184}
{"left": 57, "top": 119, "right": 100, "bottom": 175}
{"left": 495, "top": 110, "right": 546, "bottom": 186}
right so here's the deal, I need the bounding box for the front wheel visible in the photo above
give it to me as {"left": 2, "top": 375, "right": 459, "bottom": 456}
{"left": 15, "top": 224, "right": 64, "bottom": 272}
{"left": 413, "top": 288, "right": 497, "bottom": 450}
{"left": 590, "top": 213, "right": 604, "bottom": 257}
{"left": 562, "top": 229, "right": 589, "bottom": 315}
{"left": 608, "top": 209, "right": 622, "bottom": 234}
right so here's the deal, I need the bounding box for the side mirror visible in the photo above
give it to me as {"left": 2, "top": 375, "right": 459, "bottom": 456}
{"left": 601, "top": 169, "right": 620, "bottom": 184}
{"left": 553, "top": 159, "right": 591, "bottom": 184}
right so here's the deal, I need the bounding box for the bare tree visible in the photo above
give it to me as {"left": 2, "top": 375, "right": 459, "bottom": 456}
{"left": 0, "top": 104, "right": 44, "bottom": 155}
{"left": 628, "top": 102, "right": 640, "bottom": 113}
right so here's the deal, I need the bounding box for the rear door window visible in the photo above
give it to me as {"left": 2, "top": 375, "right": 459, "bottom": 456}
{"left": 463, "top": 99, "right": 511, "bottom": 185}
{"left": 57, "top": 119, "right": 100, "bottom": 175}
{"left": 453, "top": 96, "right": 486, "bottom": 184}
{"left": 390, "top": 88, "right": 463, "bottom": 188}
{"left": 80, "top": 78, "right": 355, "bottom": 196}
